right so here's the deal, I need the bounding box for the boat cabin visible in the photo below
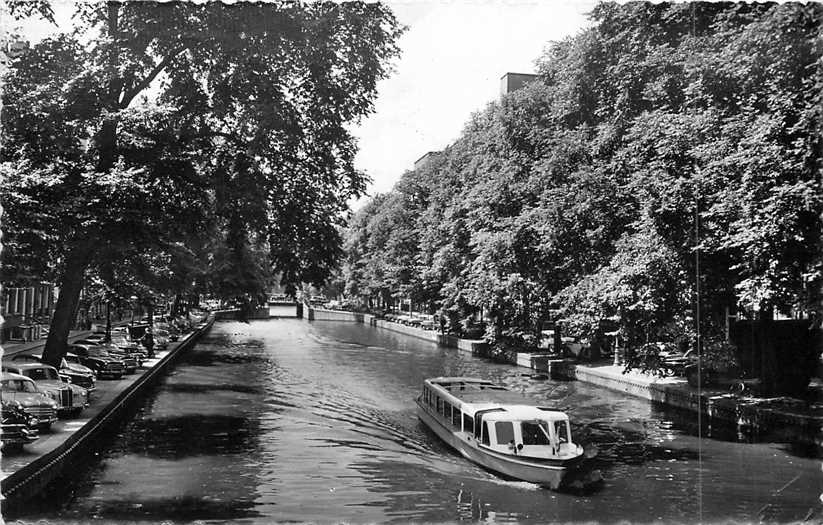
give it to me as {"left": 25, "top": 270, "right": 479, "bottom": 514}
{"left": 421, "top": 378, "right": 578, "bottom": 460}
{"left": 473, "top": 406, "right": 576, "bottom": 459}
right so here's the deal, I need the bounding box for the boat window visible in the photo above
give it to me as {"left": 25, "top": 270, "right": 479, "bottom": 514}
{"left": 436, "top": 396, "right": 443, "bottom": 415}
{"left": 554, "top": 421, "right": 569, "bottom": 443}
{"left": 463, "top": 413, "right": 474, "bottom": 434}
{"left": 481, "top": 421, "right": 490, "bottom": 445}
{"left": 451, "top": 407, "right": 461, "bottom": 428}
{"left": 521, "top": 421, "right": 551, "bottom": 445}
{"left": 444, "top": 402, "right": 452, "bottom": 421}
{"left": 495, "top": 421, "right": 515, "bottom": 446}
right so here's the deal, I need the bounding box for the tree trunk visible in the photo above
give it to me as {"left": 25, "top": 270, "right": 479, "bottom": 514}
{"left": 105, "top": 300, "right": 112, "bottom": 342}
{"left": 758, "top": 306, "right": 778, "bottom": 396}
{"left": 42, "top": 244, "right": 94, "bottom": 367}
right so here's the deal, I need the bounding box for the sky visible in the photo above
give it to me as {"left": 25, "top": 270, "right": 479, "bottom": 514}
{"left": 353, "top": 0, "right": 596, "bottom": 199}
{"left": 6, "top": 0, "right": 597, "bottom": 201}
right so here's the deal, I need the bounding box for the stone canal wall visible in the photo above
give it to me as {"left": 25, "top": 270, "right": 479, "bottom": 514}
{"left": 306, "top": 307, "right": 487, "bottom": 354}
{"left": 1, "top": 316, "right": 215, "bottom": 512}
{"left": 556, "top": 362, "right": 821, "bottom": 449}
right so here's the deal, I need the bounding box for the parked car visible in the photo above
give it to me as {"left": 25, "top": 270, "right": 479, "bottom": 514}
{"left": 127, "top": 323, "right": 150, "bottom": 341}
{"left": 67, "top": 343, "right": 125, "bottom": 379}
{"left": 108, "top": 334, "right": 149, "bottom": 357}
{"left": 2, "top": 363, "right": 89, "bottom": 416}
{"left": 81, "top": 333, "right": 108, "bottom": 345}
{"left": 74, "top": 339, "right": 140, "bottom": 373}
{"left": 1, "top": 400, "right": 40, "bottom": 451}
{"left": 1, "top": 372, "right": 59, "bottom": 429}
{"left": 156, "top": 321, "right": 180, "bottom": 342}
{"left": 11, "top": 353, "right": 96, "bottom": 392}
{"left": 150, "top": 328, "right": 170, "bottom": 350}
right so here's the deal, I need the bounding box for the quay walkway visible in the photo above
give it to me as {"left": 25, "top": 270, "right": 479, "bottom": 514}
{"left": 560, "top": 360, "right": 823, "bottom": 449}
{"left": 1, "top": 315, "right": 214, "bottom": 512}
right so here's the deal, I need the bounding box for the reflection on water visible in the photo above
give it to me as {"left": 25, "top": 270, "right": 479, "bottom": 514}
{"left": 11, "top": 319, "right": 822, "bottom": 524}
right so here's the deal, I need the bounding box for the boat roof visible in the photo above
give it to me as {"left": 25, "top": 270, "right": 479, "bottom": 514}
{"left": 480, "top": 405, "right": 568, "bottom": 422}
{"left": 425, "top": 377, "right": 568, "bottom": 419}
{"left": 428, "top": 377, "right": 533, "bottom": 403}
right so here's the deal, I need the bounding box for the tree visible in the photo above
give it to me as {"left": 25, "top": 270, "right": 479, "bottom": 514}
{"left": 339, "top": 2, "right": 821, "bottom": 394}
{"left": 1, "top": 1, "right": 402, "bottom": 366}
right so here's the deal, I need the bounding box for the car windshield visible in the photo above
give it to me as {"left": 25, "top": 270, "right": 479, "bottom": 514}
{"left": 2, "top": 379, "right": 38, "bottom": 393}
{"left": 65, "top": 355, "right": 80, "bottom": 364}
{"left": 24, "top": 367, "right": 60, "bottom": 381}
{"left": 88, "top": 348, "right": 109, "bottom": 357}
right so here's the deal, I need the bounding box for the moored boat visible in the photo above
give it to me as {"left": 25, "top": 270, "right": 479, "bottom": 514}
{"left": 416, "top": 377, "right": 600, "bottom": 490}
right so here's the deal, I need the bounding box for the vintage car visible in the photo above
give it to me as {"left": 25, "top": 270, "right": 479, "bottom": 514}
{"left": 156, "top": 321, "right": 180, "bottom": 342}
{"left": 85, "top": 331, "right": 110, "bottom": 343}
{"left": 108, "top": 334, "right": 149, "bottom": 358}
{"left": 1, "top": 400, "right": 40, "bottom": 451}
{"left": 2, "top": 363, "right": 89, "bottom": 416}
{"left": 75, "top": 338, "right": 142, "bottom": 371}
{"left": 12, "top": 353, "right": 96, "bottom": 392}
{"left": 1, "top": 372, "right": 58, "bottom": 429}
{"left": 85, "top": 343, "right": 140, "bottom": 372}
{"left": 148, "top": 328, "right": 170, "bottom": 351}
{"left": 68, "top": 343, "right": 126, "bottom": 379}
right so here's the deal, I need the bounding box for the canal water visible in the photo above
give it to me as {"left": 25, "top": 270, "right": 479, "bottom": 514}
{"left": 14, "top": 319, "right": 822, "bottom": 523}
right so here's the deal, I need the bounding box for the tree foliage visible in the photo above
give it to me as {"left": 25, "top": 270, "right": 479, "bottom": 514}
{"left": 1, "top": 0, "right": 402, "bottom": 364}
{"left": 341, "top": 2, "right": 822, "bottom": 393}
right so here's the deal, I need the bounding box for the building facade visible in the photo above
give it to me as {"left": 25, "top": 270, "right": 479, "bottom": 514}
{"left": 1, "top": 282, "right": 56, "bottom": 343}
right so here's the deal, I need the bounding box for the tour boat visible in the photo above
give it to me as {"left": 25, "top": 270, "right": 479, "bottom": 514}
{"left": 416, "top": 377, "right": 600, "bottom": 490}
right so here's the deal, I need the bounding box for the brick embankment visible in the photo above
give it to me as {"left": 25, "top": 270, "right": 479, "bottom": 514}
{"left": 0, "top": 315, "right": 215, "bottom": 512}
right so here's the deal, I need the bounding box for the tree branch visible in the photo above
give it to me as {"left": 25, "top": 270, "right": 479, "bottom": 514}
{"left": 119, "top": 46, "right": 187, "bottom": 109}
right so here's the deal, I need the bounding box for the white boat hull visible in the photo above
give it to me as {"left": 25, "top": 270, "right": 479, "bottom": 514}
{"left": 417, "top": 400, "right": 578, "bottom": 489}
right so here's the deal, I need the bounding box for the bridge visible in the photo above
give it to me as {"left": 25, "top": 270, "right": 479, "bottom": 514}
{"left": 213, "top": 301, "right": 301, "bottom": 320}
